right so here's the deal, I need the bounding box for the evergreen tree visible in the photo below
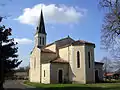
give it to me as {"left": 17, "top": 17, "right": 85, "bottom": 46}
{"left": 0, "top": 17, "right": 22, "bottom": 89}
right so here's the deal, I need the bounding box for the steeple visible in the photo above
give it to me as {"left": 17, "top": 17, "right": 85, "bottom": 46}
{"left": 35, "top": 10, "right": 47, "bottom": 48}
{"left": 36, "top": 10, "right": 47, "bottom": 35}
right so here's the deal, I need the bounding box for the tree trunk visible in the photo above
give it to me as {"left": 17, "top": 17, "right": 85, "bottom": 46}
{"left": 0, "top": 42, "right": 4, "bottom": 90}
{"left": 0, "top": 72, "right": 4, "bottom": 90}
{"left": 0, "top": 58, "right": 4, "bottom": 90}
{"left": 0, "top": 81, "right": 4, "bottom": 90}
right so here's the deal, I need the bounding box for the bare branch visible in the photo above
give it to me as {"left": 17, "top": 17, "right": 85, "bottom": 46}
{"left": 99, "top": 0, "right": 120, "bottom": 59}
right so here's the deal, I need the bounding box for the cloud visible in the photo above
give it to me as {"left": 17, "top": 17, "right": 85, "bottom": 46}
{"left": 15, "top": 4, "right": 87, "bottom": 25}
{"left": 14, "top": 38, "right": 33, "bottom": 45}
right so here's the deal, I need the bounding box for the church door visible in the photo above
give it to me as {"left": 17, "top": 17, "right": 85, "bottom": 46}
{"left": 58, "top": 69, "right": 63, "bottom": 83}
{"left": 95, "top": 70, "right": 99, "bottom": 82}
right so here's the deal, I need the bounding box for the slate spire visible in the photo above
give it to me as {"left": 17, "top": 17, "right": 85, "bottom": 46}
{"left": 36, "top": 10, "right": 47, "bottom": 35}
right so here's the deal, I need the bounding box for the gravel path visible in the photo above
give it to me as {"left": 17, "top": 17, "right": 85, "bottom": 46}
{"left": 3, "top": 80, "right": 40, "bottom": 90}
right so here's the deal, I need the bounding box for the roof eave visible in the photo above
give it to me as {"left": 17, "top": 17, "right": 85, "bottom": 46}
{"left": 50, "top": 62, "right": 69, "bottom": 64}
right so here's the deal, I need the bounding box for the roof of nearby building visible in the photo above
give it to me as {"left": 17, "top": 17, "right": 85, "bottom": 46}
{"left": 50, "top": 58, "right": 69, "bottom": 64}
{"left": 95, "top": 62, "right": 104, "bottom": 65}
{"left": 104, "top": 73, "right": 115, "bottom": 76}
{"left": 41, "top": 49, "right": 56, "bottom": 54}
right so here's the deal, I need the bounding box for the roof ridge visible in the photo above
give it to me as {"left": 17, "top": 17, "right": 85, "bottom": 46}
{"left": 43, "top": 36, "right": 74, "bottom": 48}
{"left": 41, "top": 48, "right": 56, "bottom": 54}
{"left": 77, "top": 39, "right": 94, "bottom": 43}
{"left": 74, "top": 39, "right": 95, "bottom": 44}
{"left": 54, "top": 36, "right": 74, "bottom": 42}
{"left": 50, "top": 57, "right": 69, "bottom": 64}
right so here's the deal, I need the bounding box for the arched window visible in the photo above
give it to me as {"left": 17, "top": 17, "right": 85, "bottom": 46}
{"left": 42, "top": 37, "right": 44, "bottom": 45}
{"left": 34, "top": 57, "right": 36, "bottom": 69}
{"left": 40, "top": 37, "right": 41, "bottom": 44}
{"left": 88, "top": 52, "right": 90, "bottom": 68}
{"left": 44, "top": 70, "right": 45, "bottom": 77}
{"left": 77, "top": 51, "right": 80, "bottom": 68}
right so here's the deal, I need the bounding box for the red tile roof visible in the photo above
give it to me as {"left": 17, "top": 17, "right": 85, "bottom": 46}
{"left": 41, "top": 49, "right": 56, "bottom": 54}
{"left": 104, "top": 73, "right": 120, "bottom": 76}
{"left": 31, "top": 36, "right": 95, "bottom": 54}
{"left": 42, "top": 36, "right": 74, "bottom": 49}
{"left": 104, "top": 73, "right": 115, "bottom": 76}
{"left": 50, "top": 58, "right": 69, "bottom": 64}
{"left": 72, "top": 40, "right": 95, "bottom": 46}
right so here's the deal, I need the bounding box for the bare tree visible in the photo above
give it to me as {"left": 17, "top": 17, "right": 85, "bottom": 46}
{"left": 112, "top": 60, "right": 120, "bottom": 71}
{"left": 101, "top": 56, "right": 114, "bottom": 81}
{"left": 99, "top": 0, "right": 120, "bottom": 59}
{"left": 101, "top": 56, "right": 114, "bottom": 73}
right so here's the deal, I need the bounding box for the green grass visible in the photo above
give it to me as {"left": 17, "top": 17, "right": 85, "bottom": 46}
{"left": 24, "top": 81, "right": 120, "bottom": 90}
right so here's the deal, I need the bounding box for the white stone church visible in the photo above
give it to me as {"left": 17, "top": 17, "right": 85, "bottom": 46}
{"left": 29, "top": 10, "right": 104, "bottom": 84}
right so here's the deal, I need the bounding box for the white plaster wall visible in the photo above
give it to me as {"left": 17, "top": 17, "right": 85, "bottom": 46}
{"left": 59, "top": 47, "right": 69, "bottom": 61}
{"left": 85, "top": 45, "right": 95, "bottom": 83}
{"left": 45, "top": 44, "right": 56, "bottom": 52}
{"left": 41, "top": 52, "right": 57, "bottom": 63}
{"left": 95, "top": 64, "right": 103, "bottom": 81}
{"left": 69, "top": 45, "right": 86, "bottom": 84}
{"left": 38, "top": 33, "right": 46, "bottom": 46}
{"left": 34, "top": 33, "right": 46, "bottom": 47}
{"left": 29, "top": 47, "right": 41, "bottom": 83}
{"left": 50, "top": 63, "right": 69, "bottom": 83}
{"left": 41, "top": 63, "right": 50, "bottom": 84}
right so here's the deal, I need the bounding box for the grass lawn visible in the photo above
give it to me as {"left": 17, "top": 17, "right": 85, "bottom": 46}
{"left": 24, "top": 81, "right": 120, "bottom": 90}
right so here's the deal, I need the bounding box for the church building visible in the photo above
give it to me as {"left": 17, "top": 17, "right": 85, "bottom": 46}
{"left": 29, "top": 10, "right": 104, "bottom": 84}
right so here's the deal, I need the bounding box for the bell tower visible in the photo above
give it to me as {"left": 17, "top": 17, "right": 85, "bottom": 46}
{"left": 35, "top": 10, "right": 47, "bottom": 48}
